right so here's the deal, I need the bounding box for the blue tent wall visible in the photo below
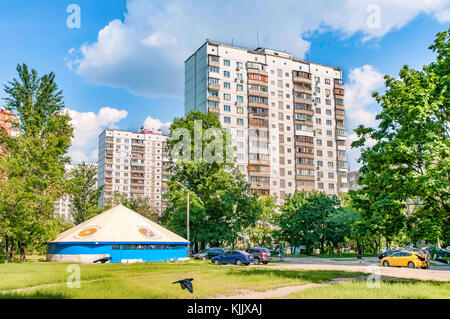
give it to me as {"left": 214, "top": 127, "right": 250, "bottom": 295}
{"left": 47, "top": 243, "right": 188, "bottom": 263}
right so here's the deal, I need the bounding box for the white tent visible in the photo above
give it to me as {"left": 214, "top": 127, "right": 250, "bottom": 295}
{"left": 47, "top": 204, "right": 189, "bottom": 263}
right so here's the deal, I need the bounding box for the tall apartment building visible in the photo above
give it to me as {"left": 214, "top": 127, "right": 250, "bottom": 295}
{"left": 185, "top": 41, "right": 348, "bottom": 199}
{"left": 97, "top": 128, "right": 170, "bottom": 213}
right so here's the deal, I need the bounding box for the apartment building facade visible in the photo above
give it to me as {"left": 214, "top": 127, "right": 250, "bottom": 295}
{"left": 0, "top": 109, "right": 19, "bottom": 137}
{"left": 97, "top": 128, "right": 170, "bottom": 213}
{"left": 185, "top": 41, "right": 348, "bottom": 199}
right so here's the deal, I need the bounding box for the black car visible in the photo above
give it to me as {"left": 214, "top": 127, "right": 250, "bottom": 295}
{"left": 246, "top": 247, "right": 272, "bottom": 264}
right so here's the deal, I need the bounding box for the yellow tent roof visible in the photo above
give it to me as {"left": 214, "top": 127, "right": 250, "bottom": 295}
{"left": 50, "top": 204, "right": 189, "bottom": 244}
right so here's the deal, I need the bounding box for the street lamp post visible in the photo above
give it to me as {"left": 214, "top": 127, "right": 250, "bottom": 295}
{"left": 176, "top": 181, "right": 190, "bottom": 256}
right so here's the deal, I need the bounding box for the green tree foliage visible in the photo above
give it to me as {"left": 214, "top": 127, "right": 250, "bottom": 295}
{"left": 0, "top": 64, "right": 73, "bottom": 262}
{"left": 247, "top": 196, "right": 277, "bottom": 248}
{"left": 161, "top": 111, "right": 259, "bottom": 249}
{"left": 277, "top": 191, "right": 348, "bottom": 254}
{"left": 67, "top": 162, "right": 104, "bottom": 224}
{"left": 109, "top": 192, "right": 159, "bottom": 222}
{"left": 352, "top": 29, "right": 449, "bottom": 247}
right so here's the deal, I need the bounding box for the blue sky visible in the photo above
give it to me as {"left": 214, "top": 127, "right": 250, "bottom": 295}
{"left": 0, "top": 0, "right": 449, "bottom": 168}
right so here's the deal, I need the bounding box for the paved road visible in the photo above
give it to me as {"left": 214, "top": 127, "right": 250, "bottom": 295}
{"left": 266, "top": 257, "right": 450, "bottom": 282}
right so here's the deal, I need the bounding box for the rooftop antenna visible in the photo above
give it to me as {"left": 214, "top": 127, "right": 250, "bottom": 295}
{"left": 231, "top": 38, "right": 233, "bottom": 46}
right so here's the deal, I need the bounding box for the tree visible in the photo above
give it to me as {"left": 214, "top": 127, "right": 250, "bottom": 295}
{"left": 247, "top": 196, "right": 277, "bottom": 248}
{"left": 352, "top": 29, "right": 449, "bottom": 247}
{"left": 67, "top": 162, "right": 103, "bottom": 224}
{"left": 161, "top": 111, "right": 260, "bottom": 250}
{"left": 0, "top": 64, "right": 73, "bottom": 262}
{"left": 277, "top": 191, "right": 344, "bottom": 254}
{"left": 110, "top": 192, "right": 160, "bottom": 222}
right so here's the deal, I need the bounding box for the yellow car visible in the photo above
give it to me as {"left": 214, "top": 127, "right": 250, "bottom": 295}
{"left": 381, "top": 251, "right": 428, "bottom": 269}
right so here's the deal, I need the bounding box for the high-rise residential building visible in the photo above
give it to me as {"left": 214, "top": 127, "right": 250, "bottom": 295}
{"left": 185, "top": 40, "right": 348, "bottom": 199}
{"left": 97, "top": 128, "right": 170, "bottom": 213}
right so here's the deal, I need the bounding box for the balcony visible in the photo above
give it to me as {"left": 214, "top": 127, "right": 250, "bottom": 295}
{"left": 295, "top": 152, "right": 314, "bottom": 159}
{"left": 247, "top": 68, "right": 268, "bottom": 76}
{"left": 208, "top": 56, "right": 220, "bottom": 67}
{"left": 293, "top": 86, "right": 312, "bottom": 94}
{"left": 293, "top": 75, "right": 312, "bottom": 84}
{"left": 250, "top": 182, "right": 270, "bottom": 190}
{"left": 334, "top": 88, "right": 344, "bottom": 96}
{"left": 336, "top": 113, "right": 345, "bottom": 121}
{"left": 294, "top": 97, "right": 313, "bottom": 105}
{"left": 208, "top": 95, "right": 220, "bottom": 103}
{"left": 335, "top": 103, "right": 345, "bottom": 111}
{"left": 248, "top": 158, "right": 270, "bottom": 166}
{"left": 248, "top": 78, "right": 268, "bottom": 86}
{"left": 248, "top": 100, "right": 269, "bottom": 109}
{"left": 334, "top": 79, "right": 344, "bottom": 89}
{"left": 295, "top": 163, "right": 315, "bottom": 170}
{"left": 296, "top": 175, "right": 315, "bottom": 182}
{"left": 208, "top": 83, "right": 220, "bottom": 91}
{"left": 208, "top": 106, "right": 220, "bottom": 114}
{"left": 248, "top": 89, "right": 269, "bottom": 99}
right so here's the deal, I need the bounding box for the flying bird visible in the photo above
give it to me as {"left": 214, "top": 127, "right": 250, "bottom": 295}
{"left": 172, "top": 278, "right": 194, "bottom": 293}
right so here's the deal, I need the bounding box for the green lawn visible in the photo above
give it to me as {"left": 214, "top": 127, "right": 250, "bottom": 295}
{"left": 287, "top": 280, "right": 450, "bottom": 299}
{"left": 0, "top": 260, "right": 363, "bottom": 299}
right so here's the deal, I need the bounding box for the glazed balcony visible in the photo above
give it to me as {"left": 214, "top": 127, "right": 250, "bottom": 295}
{"left": 208, "top": 106, "right": 220, "bottom": 114}
{"left": 248, "top": 89, "right": 269, "bottom": 99}
{"left": 208, "top": 83, "right": 220, "bottom": 91}
{"left": 208, "top": 95, "right": 220, "bottom": 103}
{"left": 296, "top": 175, "right": 315, "bottom": 182}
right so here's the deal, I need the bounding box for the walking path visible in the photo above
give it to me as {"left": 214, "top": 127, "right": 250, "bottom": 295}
{"left": 216, "top": 276, "right": 369, "bottom": 299}
{"left": 266, "top": 257, "right": 450, "bottom": 282}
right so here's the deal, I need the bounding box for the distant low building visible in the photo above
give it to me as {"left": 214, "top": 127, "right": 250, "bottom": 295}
{"left": 347, "top": 170, "right": 363, "bottom": 191}
{"left": 0, "top": 109, "right": 19, "bottom": 137}
{"left": 53, "top": 163, "right": 97, "bottom": 219}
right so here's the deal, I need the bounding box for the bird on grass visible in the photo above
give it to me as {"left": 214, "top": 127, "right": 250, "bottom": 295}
{"left": 93, "top": 257, "right": 112, "bottom": 264}
{"left": 172, "top": 278, "right": 194, "bottom": 293}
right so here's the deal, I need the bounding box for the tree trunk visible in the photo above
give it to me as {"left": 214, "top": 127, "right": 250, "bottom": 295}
{"left": 19, "top": 243, "right": 26, "bottom": 263}
{"left": 4, "top": 236, "right": 9, "bottom": 264}
{"left": 9, "top": 241, "right": 14, "bottom": 263}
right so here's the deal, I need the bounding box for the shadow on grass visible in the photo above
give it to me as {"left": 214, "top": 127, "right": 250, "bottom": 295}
{"left": 225, "top": 268, "right": 365, "bottom": 283}
{"left": 0, "top": 292, "right": 66, "bottom": 299}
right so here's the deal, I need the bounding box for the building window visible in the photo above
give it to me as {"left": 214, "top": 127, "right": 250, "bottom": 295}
{"left": 224, "top": 105, "right": 231, "bottom": 112}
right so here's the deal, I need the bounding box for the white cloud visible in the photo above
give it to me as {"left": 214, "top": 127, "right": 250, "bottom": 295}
{"left": 68, "top": 0, "right": 450, "bottom": 98}
{"left": 143, "top": 116, "right": 171, "bottom": 135}
{"left": 68, "top": 107, "right": 128, "bottom": 164}
{"left": 344, "top": 64, "right": 385, "bottom": 170}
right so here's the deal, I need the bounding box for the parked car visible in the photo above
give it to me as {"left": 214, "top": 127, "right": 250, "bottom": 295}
{"left": 245, "top": 247, "right": 272, "bottom": 264}
{"left": 192, "top": 249, "right": 209, "bottom": 260}
{"left": 381, "top": 251, "right": 428, "bottom": 269}
{"left": 425, "top": 247, "right": 450, "bottom": 258}
{"left": 211, "top": 250, "right": 254, "bottom": 266}
{"left": 193, "top": 248, "right": 226, "bottom": 260}
{"left": 378, "top": 250, "right": 399, "bottom": 260}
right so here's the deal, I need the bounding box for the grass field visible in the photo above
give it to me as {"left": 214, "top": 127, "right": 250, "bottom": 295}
{"left": 287, "top": 280, "right": 450, "bottom": 299}
{"left": 1, "top": 260, "right": 448, "bottom": 299}
{"left": 0, "top": 260, "right": 363, "bottom": 299}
